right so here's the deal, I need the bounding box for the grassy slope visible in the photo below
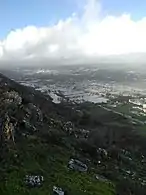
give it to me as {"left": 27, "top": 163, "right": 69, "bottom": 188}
{"left": 0, "top": 135, "right": 115, "bottom": 195}
{"left": 0, "top": 73, "right": 115, "bottom": 195}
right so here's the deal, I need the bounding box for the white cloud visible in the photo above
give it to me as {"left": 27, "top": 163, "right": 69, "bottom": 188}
{"left": 1, "top": 0, "right": 146, "bottom": 64}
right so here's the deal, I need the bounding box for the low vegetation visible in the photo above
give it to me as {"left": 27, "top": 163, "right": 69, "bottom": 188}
{"left": 0, "top": 73, "right": 146, "bottom": 194}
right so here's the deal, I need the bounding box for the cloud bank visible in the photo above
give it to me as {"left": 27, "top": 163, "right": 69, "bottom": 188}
{"left": 0, "top": 0, "right": 146, "bottom": 64}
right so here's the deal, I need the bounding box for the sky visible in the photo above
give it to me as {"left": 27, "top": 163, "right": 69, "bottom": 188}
{"left": 0, "top": 0, "right": 146, "bottom": 65}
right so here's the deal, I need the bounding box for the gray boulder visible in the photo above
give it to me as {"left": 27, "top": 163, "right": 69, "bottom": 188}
{"left": 68, "top": 159, "right": 88, "bottom": 172}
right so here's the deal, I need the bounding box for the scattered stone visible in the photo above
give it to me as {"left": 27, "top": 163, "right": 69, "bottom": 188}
{"left": 141, "top": 180, "right": 146, "bottom": 186}
{"left": 68, "top": 159, "right": 88, "bottom": 172}
{"left": 63, "top": 121, "right": 74, "bottom": 133}
{"left": 125, "top": 170, "right": 131, "bottom": 175}
{"left": 53, "top": 186, "right": 64, "bottom": 195}
{"left": 82, "top": 129, "right": 89, "bottom": 138}
{"left": 95, "top": 174, "right": 109, "bottom": 183}
{"left": 96, "top": 148, "right": 108, "bottom": 160}
{"left": 25, "top": 175, "right": 44, "bottom": 187}
{"left": 98, "top": 148, "right": 108, "bottom": 156}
